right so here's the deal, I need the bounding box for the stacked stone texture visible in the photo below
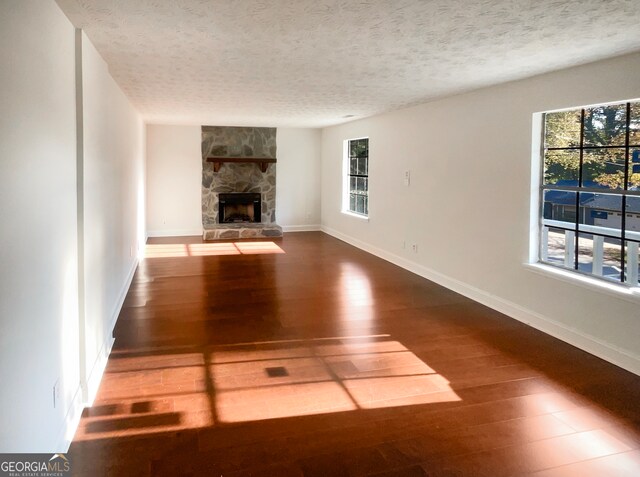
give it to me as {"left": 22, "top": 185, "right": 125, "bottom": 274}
{"left": 201, "top": 126, "right": 281, "bottom": 239}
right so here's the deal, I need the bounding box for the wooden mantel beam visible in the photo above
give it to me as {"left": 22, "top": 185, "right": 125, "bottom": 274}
{"left": 206, "top": 157, "right": 277, "bottom": 173}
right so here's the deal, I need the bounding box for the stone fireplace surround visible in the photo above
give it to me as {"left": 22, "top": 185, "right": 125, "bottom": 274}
{"left": 201, "top": 126, "right": 283, "bottom": 240}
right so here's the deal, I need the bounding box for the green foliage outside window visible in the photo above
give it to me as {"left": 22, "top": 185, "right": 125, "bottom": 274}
{"left": 544, "top": 102, "right": 640, "bottom": 189}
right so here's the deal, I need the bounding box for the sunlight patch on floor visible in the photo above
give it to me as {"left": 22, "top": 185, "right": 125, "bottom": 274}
{"left": 74, "top": 336, "right": 460, "bottom": 441}
{"left": 212, "top": 336, "right": 461, "bottom": 423}
{"left": 144, "top": 241, "right": 285, "bottom": 258}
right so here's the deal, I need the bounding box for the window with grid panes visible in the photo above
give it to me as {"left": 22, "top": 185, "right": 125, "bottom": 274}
{"left": 539, "top": 100, "right": 640, "bottom": 287}
{"left": 345, "top": 138, "right": 369, "bottom": 216}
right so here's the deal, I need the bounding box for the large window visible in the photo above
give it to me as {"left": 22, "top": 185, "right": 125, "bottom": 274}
{"left": 539, "top": 100, "right": 640, "bottom": 287}
{"left": 344, "top": 138, "right": 369, "bottom": 217}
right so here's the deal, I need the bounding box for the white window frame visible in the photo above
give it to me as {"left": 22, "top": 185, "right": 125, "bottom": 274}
{"left": 342, "top": 137, "right": 370, "bottom": 220}
{"left": 527, "top": 99, "right": 640, "bottom": 302}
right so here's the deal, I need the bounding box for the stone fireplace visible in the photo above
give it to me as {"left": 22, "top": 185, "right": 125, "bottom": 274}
{"left": 201, "top": 126, "right": 282, "bottom": 240}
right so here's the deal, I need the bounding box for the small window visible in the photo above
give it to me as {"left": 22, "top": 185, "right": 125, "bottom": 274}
{"left": 343, "top": 138, "right": 369, "bottom": 217}
{"left": 538, "top": 100, "right": 640, "bottom": 287}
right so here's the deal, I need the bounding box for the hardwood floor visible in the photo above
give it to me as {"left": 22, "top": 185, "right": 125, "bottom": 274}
{"left": 68, "top": 232, "right": 640, "bottom": 476}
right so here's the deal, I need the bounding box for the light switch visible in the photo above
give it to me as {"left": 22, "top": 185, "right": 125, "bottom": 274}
{"left": 404, "top": 170, "right": 410, "bottom": 186}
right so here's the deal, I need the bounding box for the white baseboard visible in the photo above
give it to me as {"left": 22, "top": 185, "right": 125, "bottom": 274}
{"left": 147, "top": 228, "right": 203, "bottom": 237}
{"left": 107, "top": 258, "right": 138, "bottom": 334}
{"left": 282, "top": 224, "right": 321, "bottom": 232}
{"left": 320, "top": 226, "right": 640, "bottom": 377}
{"left": 85, "top": 258, "right": 138, "bottom": 405}
{"left": 57, "top": 258, "right": 139, "bottom": 453}
{"left": 85, "top": 335, "right": 115, "bottom": 408}
{"left": 54, "top": 384, "right": 84, "bottom": 453}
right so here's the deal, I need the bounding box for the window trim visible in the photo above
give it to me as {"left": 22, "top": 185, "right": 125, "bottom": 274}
{"left": 529, "top": 98, "right": 640, "bottom": 293}
{"left": 523, "top": 262, "right": 640, "bottom": 304}
{"left": 342, "top": 137, "right": 370, "bottom": 219}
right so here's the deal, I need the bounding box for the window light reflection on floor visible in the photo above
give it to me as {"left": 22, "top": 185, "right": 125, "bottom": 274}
{"left": 144, "top": 241, "right": 285, "bottom": 258}
{"left": 234, "top": 241, "right": 285, "bottom": 254}
{"left": 211, "top": 336, "right": 462, "bottom": 423}
{"left": 337, "top": 262, "right": 375, "bottom": 336}
{"left": 74, "top": 335, "right": 462, "bottom": 441}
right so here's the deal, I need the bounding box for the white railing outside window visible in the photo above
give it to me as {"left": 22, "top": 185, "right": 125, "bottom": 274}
{"left": 540, "top": 219, "right": 640, "bottom": 286}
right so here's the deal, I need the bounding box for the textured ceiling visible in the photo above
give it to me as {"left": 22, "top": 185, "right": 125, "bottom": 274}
{"left": 56, "top": 0, "right": 640, "bottom": 128}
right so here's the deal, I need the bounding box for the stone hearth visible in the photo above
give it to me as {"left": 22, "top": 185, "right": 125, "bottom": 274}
{"left": 203, "top": 223, "right": 283, "bottom": 240}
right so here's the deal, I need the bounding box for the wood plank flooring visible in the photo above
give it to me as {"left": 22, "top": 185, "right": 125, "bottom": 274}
{"left": 68, "top": 232, "right": 640, "bottom": 476}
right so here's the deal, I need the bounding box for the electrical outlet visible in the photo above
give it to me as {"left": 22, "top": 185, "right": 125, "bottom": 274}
{"left": 53, "top": 380, "right": 60, "bottom": 408}
{"left": 412, "top": 243, "right": 418, "bottom": 253}
{"left": 404, "top": 170, "right": 411, "bottom": 186}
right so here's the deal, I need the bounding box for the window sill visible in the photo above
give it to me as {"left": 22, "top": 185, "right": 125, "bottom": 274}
{"left": 342, "top": 210, "right": 369, "bottom": 222}
{"left": 523, "top": 262, "right": 640, "bottom": 305}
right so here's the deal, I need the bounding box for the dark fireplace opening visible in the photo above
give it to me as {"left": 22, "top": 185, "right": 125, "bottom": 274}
{"left": 219, "top": 193, "right": 261, "bottom": 224}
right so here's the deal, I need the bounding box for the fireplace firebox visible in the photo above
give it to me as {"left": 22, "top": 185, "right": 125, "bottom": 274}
{"left": 218, "top": 193, "right": 261, "bottom": 224}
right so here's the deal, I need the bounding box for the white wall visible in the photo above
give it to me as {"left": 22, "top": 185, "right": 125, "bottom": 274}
{"left": 276, "top": 128, "right": 322, "bottom": 230}
{"left": 321, "top": 52, "right": 640, "bottom": 375}
{"left": 0, "top": 2, "right": 145, "bottom": 452}
{"left": 146, "top": 126, "right": 322, "bottom": 235}
{"left": 146, "top": 125, "right": 202, "bottom": 236}
{"left": 80, "top": 33, "right": 145, "bottom": 404}
{"left": 0, "top": 1, "right": 80, "bottom": 452}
